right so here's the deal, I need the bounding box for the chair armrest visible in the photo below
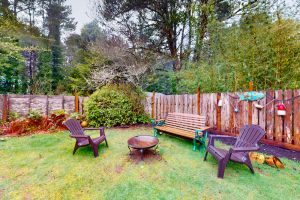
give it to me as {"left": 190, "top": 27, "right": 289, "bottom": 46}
{"left": 70, "top": 134, "right": 88, "bottom": 139}
{"left": 230, "top": 146, "right": 260, "bottom": 153}
{"left": 84, "top": 127, "right": 102, "bottom": 130}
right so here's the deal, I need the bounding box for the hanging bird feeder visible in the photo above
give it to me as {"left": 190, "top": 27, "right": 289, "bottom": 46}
{"left": 277, "top": 102, "right": 286, "bottom": 116}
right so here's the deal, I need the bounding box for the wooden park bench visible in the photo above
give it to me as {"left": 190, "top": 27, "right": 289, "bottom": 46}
{"left": 152, "top": 113, "right": 210, "bottom": 151}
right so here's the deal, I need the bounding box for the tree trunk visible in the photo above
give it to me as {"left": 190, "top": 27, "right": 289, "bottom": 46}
{"left": 187, "top": 0, "right": 193, "bottom": 59}
{"left": 13, "top": 0, "right": 19, "bottom": 16}
{"left": 194, "top": 0, "right": 209, "bottom": 61}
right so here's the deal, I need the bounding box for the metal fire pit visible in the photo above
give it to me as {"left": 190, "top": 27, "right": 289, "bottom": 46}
{"left": 127, "top": 135, "right": 159, "bottom": 160}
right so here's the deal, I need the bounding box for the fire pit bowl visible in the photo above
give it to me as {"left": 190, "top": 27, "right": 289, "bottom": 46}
{"left": 127, "top": 135, "right": 159, "bottom": 160}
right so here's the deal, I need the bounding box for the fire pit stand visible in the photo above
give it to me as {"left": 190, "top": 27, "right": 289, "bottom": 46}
{"left": 127, "top": 135, "right": 159, "bottom": 160}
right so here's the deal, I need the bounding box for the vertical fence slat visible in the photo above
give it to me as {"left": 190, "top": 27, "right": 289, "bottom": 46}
{"left": 293, "top": 90, "right": 300, "bottom": 145}
{"left": 197, "top": 88, "right": 200, "bottom": 115}
{"left": 274, "top": 90, "right": 283, "bottom": 142}
{"left": 228, "top": 93, "right": 236, "bottom": 135}
{"left": 258, "top": 91, "right": 266, "bottom": 131}
{"left": 217, "top": 93, "right": 221, "bottom": 130}
{"left": 284, "top": 90, "right": 293, "bottom": 143}
{"left": 266, "top": 90, "right": 275, "bottom": 140}
{"left": 221, "top": 93, "right": 230, "bottom": 132}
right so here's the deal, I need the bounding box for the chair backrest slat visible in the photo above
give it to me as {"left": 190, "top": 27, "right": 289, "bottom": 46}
{"left": 63, "top": 119, "right": 84, "bottom": 135}
{"left": 234, "top": 125, "right": 265, "bottom": 148}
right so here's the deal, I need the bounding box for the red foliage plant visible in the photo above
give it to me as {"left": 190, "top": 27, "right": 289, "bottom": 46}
{"left": 1, "top": 113, "right": 67, "bottom": 136}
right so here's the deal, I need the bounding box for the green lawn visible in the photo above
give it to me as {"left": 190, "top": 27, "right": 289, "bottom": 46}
{"left": 0, "top": 127, "right": 299, "bottom": 200}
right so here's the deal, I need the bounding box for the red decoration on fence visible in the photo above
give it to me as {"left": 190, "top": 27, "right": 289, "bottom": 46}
{"left": 277, "top": 102, "right": 286, "bottom": 116}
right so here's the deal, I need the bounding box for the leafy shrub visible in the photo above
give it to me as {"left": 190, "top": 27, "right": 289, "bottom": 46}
{"left": 51, "top": 109, "right": 66, "bottom": 116}
{"left": 9, "top": 112, "right": 21, "bottom": 122}
{"left": 84, "top": 84, "right": 149, "bottom": 127}
{"left": 28, "top": 110, "right": 43, "bottom": 121}
{"left": 69, "top": 112, "right": 86, "bottom": 121}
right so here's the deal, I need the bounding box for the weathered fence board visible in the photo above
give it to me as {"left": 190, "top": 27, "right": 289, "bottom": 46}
{"left": 294, "top": 90, "right": 300, "bottom": 145}
{"left": 30, "top": 95, "right": 48, "bottom": 115}
{"left": 258, "top": 91, "right": 266, "bottom": 131}
{"left": 274, "top": 90, "right": 283, "bottom": 142}
{"left": 284, "top": 90, "right": 293, "bottom": 143}
{"left": 0, "top": 94, "right": 86, "bottom": 118}
{"left": 266, "top": 90, "right": 275, "bottom": 140}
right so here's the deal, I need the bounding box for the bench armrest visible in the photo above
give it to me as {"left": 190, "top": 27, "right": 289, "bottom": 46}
{"left": 195, "top": 130, "right": 206, "bottom": 137}
{"left": 151, "top": 118, "right": 165, "bottom": 127}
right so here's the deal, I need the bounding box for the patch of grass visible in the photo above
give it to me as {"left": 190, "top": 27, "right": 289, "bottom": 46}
{"left": 0, "top": 127, "right": 300, "bottom": 199}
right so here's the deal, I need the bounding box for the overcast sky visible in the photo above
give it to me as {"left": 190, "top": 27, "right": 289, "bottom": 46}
{"left": 66, "top": 0, "right": 93, "bottom": 34}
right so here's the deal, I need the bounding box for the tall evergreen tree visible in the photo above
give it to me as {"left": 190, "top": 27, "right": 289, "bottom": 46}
{"left": 44, "top": 0, "right": 76, "bottom": 93}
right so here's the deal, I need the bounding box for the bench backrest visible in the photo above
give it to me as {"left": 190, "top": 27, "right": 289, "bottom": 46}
{"left": 165, "top": 113, "right": 206, "bottom": 132}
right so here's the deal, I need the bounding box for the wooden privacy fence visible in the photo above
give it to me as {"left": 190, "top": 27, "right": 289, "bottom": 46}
{"left": 0, "top": 94, "right": 89, "bottom": 122}
{"left": 144, "top": 89, "right": 300, "bottom": 151}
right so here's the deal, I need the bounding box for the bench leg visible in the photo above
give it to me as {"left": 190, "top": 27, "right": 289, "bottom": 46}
{"left": 199, "top": 138, "right": 207, "bottom": 152}
{"left": 193, "top": 138, "right": 197, "bottom": 151}
{"left": 154, "top": 129, "right": 158, "bottom": 137}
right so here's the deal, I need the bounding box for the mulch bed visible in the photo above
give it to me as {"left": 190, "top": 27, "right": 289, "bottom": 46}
{"left": 214, "top": 136, "right": 300, "bottom": 162}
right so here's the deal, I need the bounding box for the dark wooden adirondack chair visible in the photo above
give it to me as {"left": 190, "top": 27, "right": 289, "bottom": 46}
{"left": 204, "top": 125, "right": 266, "bottom": 178}
{"left": 63, "top": 119, "right": 108, "bottom": 158}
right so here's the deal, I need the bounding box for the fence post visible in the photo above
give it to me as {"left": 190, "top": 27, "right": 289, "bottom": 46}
{"left": 28, "top": 95, "right": 32, "bottom": 113}
{"left": 217, "top": 92, "right": 221, "bottom": 130}
{"left": 62, "top": 96, "right": 65, "bottom": 110}
{"left": 197, "top": 87, "right": 201, "bottom": 115}
{"left": 248, "top": 81, "right": 254, "bottom": 124}
{"left": 46, "top": 95, "right": 49, "bottom": 116}
{"left": 75, "top": 93, "right": 79, "bottom": 113}
{"left": 151, "top": 92, "right": 155, "bottom": 119}
{"left": 2, "top": 94, "right": 9, "bottom": 122}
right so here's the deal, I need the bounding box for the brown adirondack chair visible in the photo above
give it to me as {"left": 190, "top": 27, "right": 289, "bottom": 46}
{"left": 204, "top": 125, "right": 266, "bottom": 178}
{"left": 63, "top": 119, "right": 108, "bottom": 158}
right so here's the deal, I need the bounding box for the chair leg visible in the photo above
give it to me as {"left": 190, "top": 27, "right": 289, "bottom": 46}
{"left": 204, "top": 150, "right": 208, "bottom": 161}
{"left": 105, "top": 139, "right": 109, "bottom": 147}
{"left": 217, "top": 160, "right": 226, "bottom": 179}
{"left": 245, "top": 159, "right": 255, "bottom": 174}
{"left": 73, "top": 143, "right": 79, "bottom": 155}
{"left": 92, "top": 145, "right": 99, "bottom": 157}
